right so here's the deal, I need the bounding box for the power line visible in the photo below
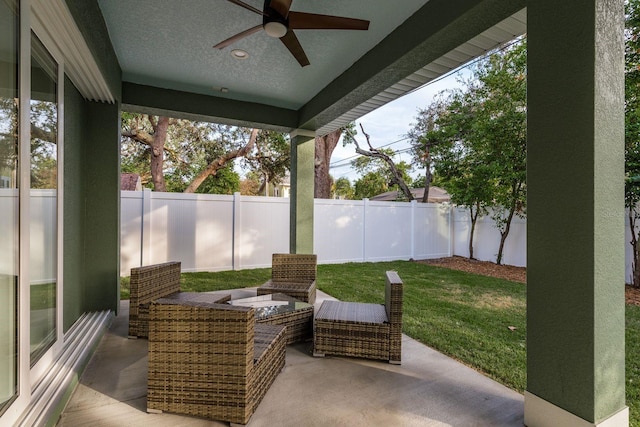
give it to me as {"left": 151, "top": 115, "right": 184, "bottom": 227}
{"left": 328, "top": 36, "right": 526, "bottom": 178}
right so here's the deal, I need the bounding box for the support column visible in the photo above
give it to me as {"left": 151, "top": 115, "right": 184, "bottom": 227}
{"left": 289, "top": 129, "right": 315, "bottom": 254}
{"left": 526, "top": 1, "right": 628, "bottom": 426}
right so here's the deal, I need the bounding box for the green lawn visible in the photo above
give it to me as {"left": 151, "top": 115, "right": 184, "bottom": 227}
{"left": 121, "top": 260, "right": 638, "bottom": 425}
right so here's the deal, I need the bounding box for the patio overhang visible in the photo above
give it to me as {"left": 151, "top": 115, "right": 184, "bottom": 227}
{"left": 2, "top": 0, "right": 628, "bottom": 426}
{"left": 109, "top": 0, "right": 527, "bottom": 136}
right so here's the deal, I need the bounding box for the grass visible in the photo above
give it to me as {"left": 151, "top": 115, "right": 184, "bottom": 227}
{"left": 628, "top": 305, "right": 640, "bottom": 426}
{"left": 120, "top": 260, "right": 639, "bottom": 425}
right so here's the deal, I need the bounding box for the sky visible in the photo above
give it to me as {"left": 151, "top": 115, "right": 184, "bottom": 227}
{"left": 328, "top": 68, "right": 470, "bottom": 183}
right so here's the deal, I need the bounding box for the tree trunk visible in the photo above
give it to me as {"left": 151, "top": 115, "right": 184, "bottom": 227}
{"left": 150, "top": 116, "right": 169, "bottom": 192}
{"left": 422, "top": 150, "right": 431, "bottom": 203}
{"left": 184, "top": 129, "right": 258, "bottom": 193}
{"left": 314, "top": 128, "right": 342, "bottom": 198}
{"left": 631, "top": 209, "right": 640, "bottom": 287}
{"left": 496, "top": 202, "right": 517, "bottom": 265}
{"left": 468, "top": 202, "right": 480, "bottom": 260}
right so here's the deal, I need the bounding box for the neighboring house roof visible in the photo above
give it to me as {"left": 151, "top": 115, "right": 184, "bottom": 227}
{"left": 120, "top": 173, "right": 142, "bottom": 191}
{"left": 371, "top": 187, "right": 450, "bottom": 203}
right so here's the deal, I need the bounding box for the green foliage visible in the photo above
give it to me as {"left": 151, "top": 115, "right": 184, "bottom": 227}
{"left": 626, "top": 0, "right": 640, "bottom": 286}
{"left": 195, "top": 166, "right": 240, "bottom": 195}
{"left": 409, "top": 39, "right": 527, "bottom": 263}
{"left": 627, "top": 304, "right": 640, "bottom": 426}
{"left": 354, "top": 171, "right": 388, "bottom": 199}
{"left": 332, "top": 176, "right": 354, "bottom": 199}
{"left": 30, "top": 99, "right": 58, "bottom": 189}
{"left": 121, "top": 114, "right": 287, "bottom": 194}
{"left": 241, "top": 130, "right": 290, "bottom": 192}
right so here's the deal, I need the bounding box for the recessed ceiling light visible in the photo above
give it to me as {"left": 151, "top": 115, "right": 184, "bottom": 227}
{"left": 231, "top": 49, "right": 249, "bottom": 60}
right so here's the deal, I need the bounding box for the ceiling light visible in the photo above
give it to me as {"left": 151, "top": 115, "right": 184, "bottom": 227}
{"left": 231, "top": 49, "right": 249, "bottom": 60}
{"left": 264, "top": 21, "right": 287, "bottom": 38}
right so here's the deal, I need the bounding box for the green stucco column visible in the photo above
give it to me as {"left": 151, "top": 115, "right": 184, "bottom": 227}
{"left": 289, "top": 129, "right": 315, "bottom": 254}
{"left": 526, "top": 1, "right": 628, "bottom": 426}
{"left": 82, "top": 101, "right": 121, "bottom": 314}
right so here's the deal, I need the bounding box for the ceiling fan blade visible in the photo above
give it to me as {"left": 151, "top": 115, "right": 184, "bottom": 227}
{"left": 226, "top": 0, "right": 266, "bottom": 16}
{"left": 268, "top": 0, "right": 292, "bottom": 18}
{"left": 280, "top": 30, "right": 310, "bottom": 67}
{"left": 214, "top": 24, "right": 263, "bottom": 49}
{"left": 288, "top": 11, "right": 369, "bottom": 31}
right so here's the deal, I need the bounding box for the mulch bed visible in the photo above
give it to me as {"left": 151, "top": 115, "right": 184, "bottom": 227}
{"left": 416, "top": 256, "right": 640, "bottom": 306}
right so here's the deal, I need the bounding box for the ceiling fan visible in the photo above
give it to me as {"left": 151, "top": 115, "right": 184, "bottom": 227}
{"left": 215, "top": 0, "right": 370, "bottom": 67}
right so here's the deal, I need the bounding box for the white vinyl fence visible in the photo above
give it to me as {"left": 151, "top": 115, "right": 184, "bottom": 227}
{"left": 117, "top": 189, "right": 632, "bottom": 282}
{"left": 120, "top": 190, "right": 453, "bottom": 275}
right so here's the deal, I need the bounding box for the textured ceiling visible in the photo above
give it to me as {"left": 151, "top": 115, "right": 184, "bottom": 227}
{"left": 97, "top": 0, "right": 429, "bottom": 110}
{"left": 96, "top": 0, "right": 527, "bottom": 134}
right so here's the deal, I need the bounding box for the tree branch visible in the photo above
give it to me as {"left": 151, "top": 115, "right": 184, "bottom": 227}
{"left": 351, "top": 123, "right": 414, "bottom": 201}
{"left": 184, "top": 128, "right": 259, "bottom": 193}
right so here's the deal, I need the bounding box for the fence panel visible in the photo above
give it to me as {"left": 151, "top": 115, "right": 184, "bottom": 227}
{"left": 314, "top": 199, "right": 365, "bottom": 263}
{"left": 120, "top": 191, "right": 143, "bottom": 275}
{"left": 452, "top": 208, "right": 526, "bottom": 267}
{"left": 364, "top": 200, "right": 414, "bottom": 262}
{"left": 234, "top": 195, "right": 289, "bottom": 269}
{"left": 30, "top": 190, "right": 56, "bottom": 284}
{"left": 148, "top": 192, "right": 235, "bottom": 273}
{"left": 413, "top": 202, "right": 452, "bottom": 260}
{"left": 0, "top": 190, "right": 18, "bottom": 277}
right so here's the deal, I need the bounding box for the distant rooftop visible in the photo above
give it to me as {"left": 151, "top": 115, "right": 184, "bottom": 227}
{"left": 370, "top": 186, "right": 450, "bottom": 203}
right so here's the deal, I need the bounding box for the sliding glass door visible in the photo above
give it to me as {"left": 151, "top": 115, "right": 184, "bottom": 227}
{"left": 29, "top": 34, "right": 58, "bottom": 365}
{"left": 0, "top": 0, "right": 19, "bottom": 414}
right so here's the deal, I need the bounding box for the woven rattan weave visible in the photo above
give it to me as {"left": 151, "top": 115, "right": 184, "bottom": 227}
{"left": 257, "top": 253, "right": 317, "bottom": 304}
{"left": 314, "top": 271, "right": 403, "bottom": 364}
{"left": 147, "top": 299, "right": 286, "bottom": 425}
{"left": 128, "top": 262, "right": 230, "bottom": 338}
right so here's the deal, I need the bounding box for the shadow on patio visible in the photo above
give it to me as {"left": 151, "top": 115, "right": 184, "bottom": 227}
{"left": 57, "top": 290, "right": 524, "bottom": 427}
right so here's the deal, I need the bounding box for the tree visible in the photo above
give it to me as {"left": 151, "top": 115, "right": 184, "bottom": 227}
{"left": 315, "top": 127, "right": 346, "bottom": 198}
{"left": 626, "top": 0, "right": 640, "bottom": 286}
{"left": 409, "top": 39, "right": 527, "bottom": 264}
{"left": 241, "top": 130, "right": 290, "bottom": 196}
{"left": 408, "top": 96, "right": 450, "bottom": 203}
{"left": 121, "top": 114, "right": 262, "bottom": 194}
{"left": 354, "top": 172, "right": 388, "bottom": 199}
{"left": 474, "top": 40, "right": 527, "bottom": 265}
{"left": 333, "top": 176, "right": 354, "bottom": 199}
{"left": 183, "top": 128, "right": 257, "bottom": 193}
{"left": 347, "top": 123, "right": 414, "bottom": 201}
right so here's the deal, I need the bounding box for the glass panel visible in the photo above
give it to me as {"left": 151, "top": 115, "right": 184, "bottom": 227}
{"left": 0, "top": 0, "right": 19, "bottom": 413}
{"left": 30, "top": 34, "right": 57, "bottom": 365}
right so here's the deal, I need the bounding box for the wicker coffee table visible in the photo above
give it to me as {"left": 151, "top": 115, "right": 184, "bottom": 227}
{"left": 229, "top": 293, "right": 313, "bottom": 344}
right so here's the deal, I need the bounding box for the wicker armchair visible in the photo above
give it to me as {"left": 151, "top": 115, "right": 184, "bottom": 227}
{"left": 128, "top": 262, "right": 230, "bottom": 338}
{"left": 313, "top": 271, "right": 403, "bottom": 364}
{"left": 257, "top": 253, "right": 317, "bottom": 304}
{"left": 147, "top": 298, "right": 286, "bottom": 425}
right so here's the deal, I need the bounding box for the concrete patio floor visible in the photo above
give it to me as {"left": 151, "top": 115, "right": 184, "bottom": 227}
{"left": 57, "top": 289, "right": 524, "bottom": 427}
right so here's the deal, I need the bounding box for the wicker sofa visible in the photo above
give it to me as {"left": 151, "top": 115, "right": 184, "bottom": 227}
{"left": 147, "top": 298, "right": 286, "bottom": 425}
{"left": 313, "top": 271, "right": 403, "bottom": 364}
{"left": 127, "top": 261, "right": 230, "bottom": 338}
{"left": 257, "top": 253, "right": 317, "bottom": 304}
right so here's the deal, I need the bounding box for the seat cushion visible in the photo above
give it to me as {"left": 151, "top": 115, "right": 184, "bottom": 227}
{"left": 315, "top": 300, "right": 388, "bottom": 325}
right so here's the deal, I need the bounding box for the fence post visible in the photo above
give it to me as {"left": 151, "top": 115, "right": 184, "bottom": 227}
{"left": 363, "top": 198, "right": 369, "bottom": 262}
{"left": 232, "top": 192, "right": 241, "bottom": 270}
{"left": 410, "top": 200, "right": 417, "bottom": 259}
{"left": 448, "top": 205, "right": 454, "bottom": 258}
{"left": 141, "top": 188, "right": 152, "bottom": 266}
